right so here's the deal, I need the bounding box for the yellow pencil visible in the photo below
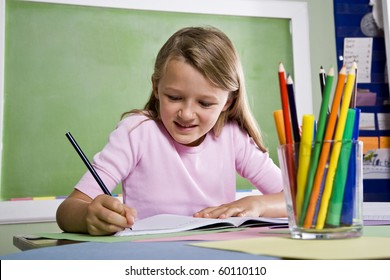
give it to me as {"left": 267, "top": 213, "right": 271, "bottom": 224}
{"left": 315, "top": 62, "right": 357, "bottom": 229}
{"left": 296, "top": 114, "right": 315, "bottom": 220}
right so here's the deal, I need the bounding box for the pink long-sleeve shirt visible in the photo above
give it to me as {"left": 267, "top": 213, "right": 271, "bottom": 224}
{"left": 75, "top": 114, "right": 283, "bottom": 219}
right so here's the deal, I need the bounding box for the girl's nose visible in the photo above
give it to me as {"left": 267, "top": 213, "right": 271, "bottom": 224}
{"left": 178, "top": 103, "right": 195, "bottom": 120}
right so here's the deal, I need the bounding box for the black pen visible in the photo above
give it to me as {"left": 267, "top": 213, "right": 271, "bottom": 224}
{"left": 65, "top": 132, "right": 112, "bottom": 196}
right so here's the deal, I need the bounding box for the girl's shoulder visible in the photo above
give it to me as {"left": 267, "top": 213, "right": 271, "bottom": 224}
{"left": 222, "top": 120, "right": 248, "bottom": 138}
{"left": 117, "top": 113, "right": 156, "bottom": 131}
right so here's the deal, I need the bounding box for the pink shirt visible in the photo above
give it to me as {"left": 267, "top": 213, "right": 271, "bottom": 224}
{"left": 75, "top": 115, "right": 283, "bottom": 219}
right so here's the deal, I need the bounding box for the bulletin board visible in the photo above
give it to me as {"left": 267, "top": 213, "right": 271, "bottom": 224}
{"left": 333, "top": 0, "right": 390, "bottom": 202}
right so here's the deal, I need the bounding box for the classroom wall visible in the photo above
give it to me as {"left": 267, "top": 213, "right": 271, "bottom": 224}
{"left": 0, "top": 0, "right": 337, "bottom": 256}
{"left": 285, "top": 0, "right": 338, "bottom": 114}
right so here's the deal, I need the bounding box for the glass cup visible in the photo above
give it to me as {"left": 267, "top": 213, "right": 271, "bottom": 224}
{"left": 277, "top": 140, "right": 363, "bottom": 239}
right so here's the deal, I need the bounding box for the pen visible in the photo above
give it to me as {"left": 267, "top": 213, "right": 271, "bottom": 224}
{"left": 65, "top": 132, "right": 112, "bottom": 196}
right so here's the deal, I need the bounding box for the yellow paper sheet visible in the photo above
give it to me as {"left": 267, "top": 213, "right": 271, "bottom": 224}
{"left": 191, "top": 236, "right": 390, "bottom": 259}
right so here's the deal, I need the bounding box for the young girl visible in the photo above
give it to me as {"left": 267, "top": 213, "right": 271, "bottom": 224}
{"left": 56, "top": 26, "right": 287, "bottom": 236}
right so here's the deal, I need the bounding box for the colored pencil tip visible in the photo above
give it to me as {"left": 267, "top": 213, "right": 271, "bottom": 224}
{"left": 278, "top": 62, "right": 285, "bottom": 72}
{"left": 287, "top": 75, "right": 294, "bottom": 84}
{"left": 327, "top": 67, "right": 335, "bottom": 76}
{"left": 350, "top": 62, "right": 357, "bottom": 73}
{"left": 340, "top": 65, "right": 347, "bottom": 74}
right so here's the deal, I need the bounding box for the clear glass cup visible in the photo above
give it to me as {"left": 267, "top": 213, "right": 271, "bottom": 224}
{"left": 277, "top": 140, "right": 363, "bottom": 239}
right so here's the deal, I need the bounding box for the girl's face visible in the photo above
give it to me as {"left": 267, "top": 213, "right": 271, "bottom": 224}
{"left": 154, "top": 59, "right": 232, "bottom": 146}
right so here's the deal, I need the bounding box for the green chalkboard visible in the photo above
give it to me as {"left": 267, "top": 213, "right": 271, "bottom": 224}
{"left": 1, "top": 0, "right": 293, "bottom": 199}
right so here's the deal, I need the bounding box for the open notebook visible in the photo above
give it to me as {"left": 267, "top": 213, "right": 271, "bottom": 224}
{"left": 115, "top": 214, "right": 287, "bottom": 236}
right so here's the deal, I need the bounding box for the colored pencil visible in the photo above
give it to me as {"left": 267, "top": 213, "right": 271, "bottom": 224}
{"left": 340, "top": 108, "right": 361, "bottom": 225}
{"left": 278, "top": 63, "right": 293, "bottom": 145}
{"left": 319, "top": 66, "right": 326, "bottom": 97}
{"left": 300, "top": 67, "right": 334, "bottom": 227}
{"left": 302, "top": 66, "right": 346, "bottom": 228}
{"left": 65, "top": 132, "right": 112, "bottom": 196}
{"left": 296, "top": 114, "right": 315, "bottom": 219}
{"left": 287, "top": 75, "right": 300, "bottom": 143}
{"left": 278, "top": 63, "right": 296, "bottom": 205}
{"left": 350, "top": 64, "right": 358, "bottom": 108}
{"left": 325, "top": 109, "right": 356, "bottom": 226}
{"left": 315, "top": 62, "right": 357, "bottom": 229}
{"left": 273, "top": 110, "right": 286, "bottom": 145}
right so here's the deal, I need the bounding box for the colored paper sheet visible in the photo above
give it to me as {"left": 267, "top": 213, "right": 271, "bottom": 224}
{"left": 191, "top": 236, "right": 390, "bottom": 259}
{"left": 36, "top": 228, "right": 244, "bottom": 243}
{"left": 133, "top": 227, "right": 289, "bottom": 243}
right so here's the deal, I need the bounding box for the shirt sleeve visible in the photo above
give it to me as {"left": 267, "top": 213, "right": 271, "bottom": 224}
{"left": 232, "top": 124, "right": 283, "bottom": 194}
{"left": 74, "top": 116, "right": 146, "bottom": 198}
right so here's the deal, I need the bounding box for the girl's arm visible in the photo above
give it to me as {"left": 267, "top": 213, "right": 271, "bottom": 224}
{"left": 56, "top": 189, "right": 137, "bottom": 235}
{"left": 194, "top": 192, "right": 287, "bottom": 219}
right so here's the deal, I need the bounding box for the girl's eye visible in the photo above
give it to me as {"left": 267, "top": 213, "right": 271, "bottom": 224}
{"left": 167, "top": 95, "right": 181, "bottom": 101}
{"left": 199, "top": 101, "right": 213, "bottom": 107}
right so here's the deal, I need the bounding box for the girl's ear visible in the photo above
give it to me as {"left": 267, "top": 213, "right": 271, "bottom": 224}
{"left": 222, "top": 95, "right": 234, "bottom": 112}
{"left": 152, "top": 77, "right": 159, "bottom": 99}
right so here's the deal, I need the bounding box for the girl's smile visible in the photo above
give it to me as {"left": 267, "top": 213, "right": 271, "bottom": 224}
{"left": 155, "top": 59, "right": 232, "bottom": 146}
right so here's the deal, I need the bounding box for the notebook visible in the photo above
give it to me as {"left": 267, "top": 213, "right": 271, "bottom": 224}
{"left": 115, "top": 214, "right": 287, "bottom": 236}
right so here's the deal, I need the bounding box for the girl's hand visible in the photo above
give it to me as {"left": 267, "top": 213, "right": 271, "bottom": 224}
{"left": 193, "top": 193, "right": 287, "bottom": 219}
{"left": 86, "top": 194, "right": 137, "bottom": 235}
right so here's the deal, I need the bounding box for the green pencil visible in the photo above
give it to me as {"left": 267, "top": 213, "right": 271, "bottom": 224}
{"left": 299, "top": 68, "right": 334, "bottom": 226}
{"left": 325, "top": 109, "right": 356, "bottom": 226}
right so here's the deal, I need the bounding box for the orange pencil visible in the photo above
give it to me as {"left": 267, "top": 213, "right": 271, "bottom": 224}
{"left": 273, "top": 110, "right": 286, "bottom": 145}
{"left": 303, "top": 65, "right": 348, "bottom": 228}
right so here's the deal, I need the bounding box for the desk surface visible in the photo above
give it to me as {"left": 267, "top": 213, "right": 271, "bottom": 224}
{"left": 3, "top": 239, "right": 279, "bottom": 260}
{"left": 3, "top": 225, "right": 390, "bottom": 260}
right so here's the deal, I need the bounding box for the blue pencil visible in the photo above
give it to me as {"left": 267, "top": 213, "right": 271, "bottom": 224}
{"left": 340, "top": 108, "right": 361, "bottom": 225}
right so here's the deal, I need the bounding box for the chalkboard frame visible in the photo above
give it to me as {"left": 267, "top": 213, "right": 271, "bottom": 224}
{"left": 0, "top": 0, "right": 312, "bottom": 223}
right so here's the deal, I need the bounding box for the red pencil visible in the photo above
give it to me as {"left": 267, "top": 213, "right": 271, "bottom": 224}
{"left": 278, "top": 63, "right": 296, "bottom": 205}
{"left": 278, "top": 63, "right": 293, "bottom": 144}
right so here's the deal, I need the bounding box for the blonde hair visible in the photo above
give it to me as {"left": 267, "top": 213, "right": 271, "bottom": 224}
{"left": 123, "top": 26, "right": 267, "bottom": 152}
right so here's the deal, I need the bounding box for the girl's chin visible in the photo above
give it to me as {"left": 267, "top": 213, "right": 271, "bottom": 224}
{"left": 173, "top": 135, "right": 205, "bottom": 147}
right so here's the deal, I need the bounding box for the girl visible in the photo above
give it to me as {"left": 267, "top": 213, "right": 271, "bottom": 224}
{"left": 56, "top": 26, "right": 286, "bottom": 236}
